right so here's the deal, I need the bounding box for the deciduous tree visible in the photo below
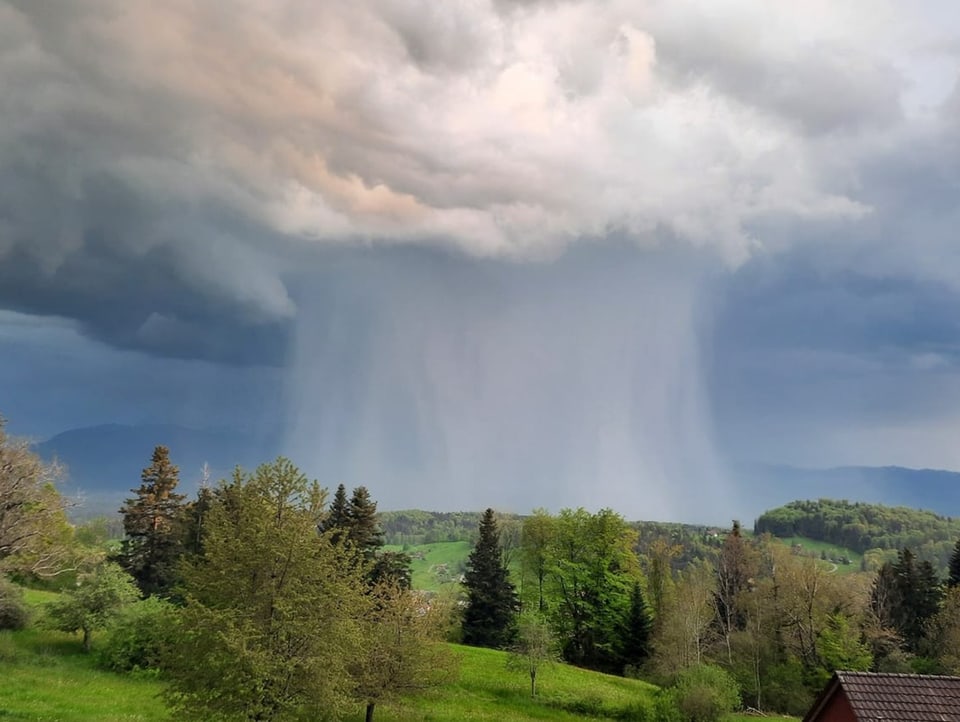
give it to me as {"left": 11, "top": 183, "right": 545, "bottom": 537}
{"left": 166, "top": 459, "right": 369, "bottom": 721}
{"left": 0, "top": 417, "right": 74, "bottom": 577}
{"left": 351, "top": 581, "right": 458, "bottom": 722}
{"left": 46, "top": 562, "right": 139, "bottom": 652}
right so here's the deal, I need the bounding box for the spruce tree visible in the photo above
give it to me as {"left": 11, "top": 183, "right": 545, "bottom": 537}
{"left": 949, "top": 538, "right": 960, "bottom": 588}
{"left": 324, "top": 483, "right": 351, "bottom": 545}
{"left": 462, "top": 508, "right": 518, "bottom": 648}
{"left": 620, "top": 581, "right": 653, "bottom": 670}
{"left": 347, "top": 486, "right": 384, "bottom": 559}
{"left": 118, "top": 446, "right": 187, "bottom": 597}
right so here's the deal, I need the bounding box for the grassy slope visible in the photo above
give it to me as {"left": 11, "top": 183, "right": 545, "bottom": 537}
{"left": 777, "top": 536, "right": 863, "bottom": 575}
{"left": 3, "top": 588, "right": 668, "bottom": 722}
{"left": 385, "top": 541, "right": 473, "bottom": 593}
{"left": 344, "top": 644, "right": 660, "bottom": 721}
{"left": 0, "top": 601, "right": 169, "bottom": 722}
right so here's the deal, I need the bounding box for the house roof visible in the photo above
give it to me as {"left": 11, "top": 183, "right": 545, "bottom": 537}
{"left": 805, "top": 672, "right": 960, "bottom": 722}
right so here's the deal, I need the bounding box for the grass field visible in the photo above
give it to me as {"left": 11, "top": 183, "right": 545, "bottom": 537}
{"left": 2, "top": 584, "right": 801, "bottom": 722}
{"left": 0, "top": 623, "right": 169, "bottom": 721}
{"left": 385, "top": 541, "right": 473, "bottom": 592}
{"left": 776, "top": 536, "right": 863, "bottom": 575}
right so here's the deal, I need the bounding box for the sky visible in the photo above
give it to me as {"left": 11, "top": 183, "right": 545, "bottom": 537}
{"left": 2, "top": 0, "right": 960, "bottom": 521}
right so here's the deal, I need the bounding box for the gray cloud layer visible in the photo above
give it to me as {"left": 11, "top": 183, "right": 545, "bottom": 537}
{"left": 4, "top": 1, "right": 960, "bottom": 516}
{"left": 7, "top": 0, "right": 953, "bottom": 363}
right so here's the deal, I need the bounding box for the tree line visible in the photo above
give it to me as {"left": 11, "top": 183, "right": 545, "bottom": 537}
{"left": 10, "top": 411, "right": 960, "bottom": 720}
{"left": 755, "top": 498, "right": 960, "bottom": 570}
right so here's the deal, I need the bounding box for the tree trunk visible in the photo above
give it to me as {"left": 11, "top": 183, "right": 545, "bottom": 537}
{"left": 365, "top": 702, "right": 376, "bottom": 722}
{"left": 82, "top": 626, "right": 91, "bottom": 653}
{"left": 530, "top": 669, "right": 537, "bottom": 697}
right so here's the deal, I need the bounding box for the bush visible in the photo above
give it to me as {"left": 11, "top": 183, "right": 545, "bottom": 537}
{"left": 0, "top": 577, "right": 29, "bottom": 630}
{"left": 670, "top": 665, "right": 741, "bottom": 722}
{"left": 97, "top": 596, "right": 179, "bottom": 673}
{"left": 616, "top": 698, "right": 654, "bottom": 721}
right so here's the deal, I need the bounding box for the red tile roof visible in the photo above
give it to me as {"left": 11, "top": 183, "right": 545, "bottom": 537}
{"left": 805, "top": 672, "right": 960, "bottom": 722}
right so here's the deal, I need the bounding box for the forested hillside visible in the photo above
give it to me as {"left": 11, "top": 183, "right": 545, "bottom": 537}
{"left": 755, "top": 499, "right": 960, "bottom": 570}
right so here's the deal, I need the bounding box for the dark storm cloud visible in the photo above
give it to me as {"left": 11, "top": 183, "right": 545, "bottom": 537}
{"left": 3, "top": 0, "right": 904, "bottom": 367}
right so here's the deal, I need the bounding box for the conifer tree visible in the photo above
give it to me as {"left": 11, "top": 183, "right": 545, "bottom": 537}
{"left": 462, "top": 508, "right": 518, "bottom": 648}
{"left": 620, "top": 580, "right": 653, "bottom": 670}
{"left": 324, "top": 483, "right": 351, "bottom": 544}
{"left": 949, "top": 538, "right": 960, "bottom": 588}
{"left": 118, "top": 445, "right": 186, "bottom": 597}
{"left": 347, "top": 486, "right": 384, "bottom": 558}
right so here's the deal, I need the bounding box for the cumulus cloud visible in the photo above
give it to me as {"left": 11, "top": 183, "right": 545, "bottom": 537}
{"left": 6, "top": 0, "right": 951, "bottom": 360}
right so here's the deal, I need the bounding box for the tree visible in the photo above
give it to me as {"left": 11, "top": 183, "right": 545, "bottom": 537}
{"left": 165, "top": 459, "right": 369, "bottom": 721}
{"left": 347, "top": 486, "right": 384, "bottom": 559}
{"left": 323, "top": 483, "right": 351, "bottom": 544}
{"left": 0, "top": 417, "right": 74, "bottom": 577}
{"left": 949, "top": 538, "right": 960, "bottom": 589}
{"left": 520, "top": 509, "right": 555, "bottom": 613}
{"left": 508, "top": 613, "right": 557, "bottom": 697}
{"left": 350, "top": 581, "right": 458, "bottom": 722}
{"left": 545, "top": 508, "right": 640, "bottom": 671}
{"left": 462, "top": 508, "right": 519, "bottom": 649}
{"left": 118, "top": 446, "right": 187, "bottom": 596}
{"left": 651, "top": 559, "right": 716, "bottom": 678}
{"left": 46, "top": 562, "right": 140, "bottom": 652}
{"left": 621, "top": 580, "right": 653, "bottom": 671}
{"left": 714, "top": 521, "right": 757, "bottom": 664}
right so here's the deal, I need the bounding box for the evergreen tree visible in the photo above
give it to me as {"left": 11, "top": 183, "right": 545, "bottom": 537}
{"left": 949, "top": 537, "right": 960, "bottom": 588}
{"left": 871, "top": 548, "right": 943, "bottom": 654}
{"left": 324, "top": 483, "right": 351, "bottom": 544}
{"left": 620, "top": 580, "right": 653, "bottom": 670}
{"left": 118, "top": 446, "right": 187, "bottom": 597}
{"left": 462, "top": 508, "right": 518, "bottom": 648}
{"left": 347, "top": 486, "right": 384, "bottom": 558}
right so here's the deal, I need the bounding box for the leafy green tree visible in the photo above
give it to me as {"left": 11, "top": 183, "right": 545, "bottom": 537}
{"left": 118, "top": 446, "right": 187, "bottom": 596}
{"left": 508, "top": 612, "right": 557, "bottom": 697}
{"left": 520, "top": 509, "right": 555, "bottom": 613}
{"left": 350, "top": 581, "right": 458, "bottom": 722}
{"left": 651, "top": 559, "right": 716, "bottom": 678}
{"left": 546, "top": 508, "right": 640, "bottom": 672}
{"left": 98, "top": 595, "right": 179, "bottom": 673}
{"left": 165, "top": 459, "right": 369, "bottom": 721}
{"left": 0, "top": 417, "right": 74, "bottom": 577}
{"left": 46, "top": 562, "right": 140, "bottom": 652}
{"left": 462, "top": 508, "right": 519, "bottom": 649}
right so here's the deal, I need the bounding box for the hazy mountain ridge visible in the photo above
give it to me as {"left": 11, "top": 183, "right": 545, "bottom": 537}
{"left": 35, "top": 423, "right": 960, "bottom": 521}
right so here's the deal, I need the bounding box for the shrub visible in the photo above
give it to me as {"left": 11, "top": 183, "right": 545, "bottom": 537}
{"left": 0, "top": 577, "right": 29, "bottom": 630}
{"left": 671, "top": 665, "right": 741, "bottom": 722}
{"left": 616, "top": 697, "right": 654, "bottom": 721}
{"left": 97, "top": 596, "right": 178, "bottom": 673}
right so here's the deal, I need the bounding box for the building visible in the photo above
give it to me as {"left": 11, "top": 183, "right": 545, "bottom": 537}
{"left": 804, "top": 671, "right": 960, "bottom": 722}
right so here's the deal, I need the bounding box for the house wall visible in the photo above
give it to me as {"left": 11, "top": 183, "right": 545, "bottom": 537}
{"left": 813, "top": 690, "right": 857, "bottom": 722}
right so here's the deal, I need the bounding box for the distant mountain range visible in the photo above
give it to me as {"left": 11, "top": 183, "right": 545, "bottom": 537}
{"left": 35, "top": 423, "right": 960, "bottom": 521}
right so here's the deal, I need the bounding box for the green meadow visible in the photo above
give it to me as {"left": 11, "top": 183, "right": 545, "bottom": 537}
{"left": 0, "top": 586, "right": 797, "bottom": 722}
